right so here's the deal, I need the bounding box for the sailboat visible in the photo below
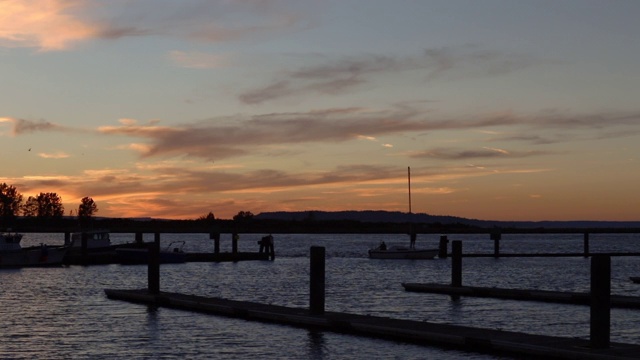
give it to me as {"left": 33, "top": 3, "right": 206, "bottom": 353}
{"left": 368, "top": 167, "right": 439, "bottom": 259}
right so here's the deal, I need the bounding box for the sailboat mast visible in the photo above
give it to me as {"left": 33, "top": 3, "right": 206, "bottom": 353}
{"left": 408, "top": 166, "right": 412, "bottom": 214}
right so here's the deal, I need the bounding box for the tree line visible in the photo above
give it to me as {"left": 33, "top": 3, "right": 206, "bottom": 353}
{"left": 0, "top": 183, "right": 98, "bottom": 220}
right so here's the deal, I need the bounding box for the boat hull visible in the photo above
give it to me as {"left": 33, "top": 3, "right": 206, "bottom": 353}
{"left": 0, "top": 246, "right": 69, "bottom": 267}
{"left": 116, "top": 248, "right": 186, "bottom": 264}
{"left": 368, "top": 248, "right": 438, "bottom": 260}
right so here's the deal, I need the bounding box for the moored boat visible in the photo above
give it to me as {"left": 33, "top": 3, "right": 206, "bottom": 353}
{"left": 368, "top": 244, "right": 439, "bottom": 259}
{"left": 367, "top": 167, "right": 439, "bottom": 260}
{"left": 116, "top": 241, "right": 186, "bottom": 264}
{"left": 69, "top": 230, "right": 111, "bottom": 250}
{"left": 0, "top": 232, "right": 69, "bottom": 267}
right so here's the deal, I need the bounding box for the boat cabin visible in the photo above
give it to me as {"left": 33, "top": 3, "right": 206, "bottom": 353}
{"left": 70, "top": 230, "right": 111, "bottom": 249}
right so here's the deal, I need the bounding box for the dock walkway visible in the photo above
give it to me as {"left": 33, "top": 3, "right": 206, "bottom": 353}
{"left": 105, "top": 289, "right": 640, "bottom": 359}
{"left": 402, "top": 283, "right": 640, "bottom": 309}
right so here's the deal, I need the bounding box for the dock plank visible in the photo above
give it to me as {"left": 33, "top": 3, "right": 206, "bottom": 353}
{"left": 402, "top": 283, "right": 640, "bottom": 308}
{"left": 105, "top": 289, "right": 640, "bottom": 359}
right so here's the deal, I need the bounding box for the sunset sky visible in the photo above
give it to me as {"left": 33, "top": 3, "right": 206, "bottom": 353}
{"left": 1, "top": 0, "right": 639, "bottom": 221}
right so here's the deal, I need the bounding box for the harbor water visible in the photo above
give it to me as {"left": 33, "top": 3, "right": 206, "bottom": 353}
{"left": 2, "top": 233, "right": 640, "bottom": 359}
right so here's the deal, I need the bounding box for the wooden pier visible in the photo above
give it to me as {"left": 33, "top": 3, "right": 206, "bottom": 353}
{"left": 105, "top": 288, "right": 640, "bottom": 359}
{"left": 104, "top": 243, "right": 640, "bottom": 359}
{"left": 402, "top": 283, "right": 640, "bottom": 309}
{"left": 63, "top": 251, "right": 269, "bottom": 265}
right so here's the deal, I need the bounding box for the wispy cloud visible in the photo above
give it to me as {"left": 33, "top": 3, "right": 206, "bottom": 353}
{"left": 0, "top": 117, "right": 83, "bottom": 135}
{"left": 38, "top": 151, "right": 70, "bottom": 159}
{"left": 411, "top": 147, "right": 550, "bottom": 160}
{"left": 5, "top": 107, "right": 640, "bottom": 164}
{"left": 239, "top": 46, "right": 543, "bottom": 104}
{"left": 0, "top": 0, "right": 309, "bottom": 52}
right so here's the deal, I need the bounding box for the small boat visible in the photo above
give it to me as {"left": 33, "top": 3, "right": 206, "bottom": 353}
{"left": 368, "top": 167, "right": 439, "bottom": 260}
{"left": 116, "top": 241, "right": 186, "bottom": 264}
{"left": 0, "top": 232, "right": 69, "bottom": 267}
{"left": 69, "top": 230, "right": 111, "bottom": 250}
{"left": 368, "top": 244, "right": 439, "bottom": 259}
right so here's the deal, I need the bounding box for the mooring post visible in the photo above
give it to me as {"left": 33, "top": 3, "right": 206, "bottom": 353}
{"left": 590, "top": 255, "right": 611, "bottom": 349}
{"left": 81, "top": 232, "right": 88, "bottom": 264}
{"left": 269, "top": 241, "right": 275, "bottom": 261}
{"left": 211, "top": 233, "right": 220, "bottom": 254}
{"left": 135, "top": 232, "right": 143, "bottom": 244}
{"left": 148, "top": 233, "right": 160, "bottom": 295}
{"left": 584, "top": 233, "right": 590, "bottom": 258}
{"left": 490, "top": 231, "right": 501, "bottom": 258}
{"left": 438, "top": 235, "right": 449, "bottom": 259}
{"left": 452, "top": 240, "right": 462, "bottom": 287}
{"left": 232, "top": 233, "right": 239, "bottom": 255}
{"left": 310, "top": 246, "right": 325, "bottom": 314}
{"left": 64, "top": 232, "right": 71, "bottom": 246}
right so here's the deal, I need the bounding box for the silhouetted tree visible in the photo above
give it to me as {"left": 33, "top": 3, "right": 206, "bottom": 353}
{"left": 0, "top": 183, "right": 23, "bottom": 219}
{"left": 233, "top": 211, "right": 254, "bottom": 221}
{"left": 22, "top": 196, "right": 38, "bottom": 217}
{"left": 23, "top": 192, "right": 64, "bottom": 217}
{"left": 197, "top": 212, "right": 215, "bottom": 221}
{"left": 78, "top": 197, "right": 98, "bottom": 218}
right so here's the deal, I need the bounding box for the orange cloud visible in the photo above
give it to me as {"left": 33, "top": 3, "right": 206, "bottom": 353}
{"left": 0, "top": 0, "right": 98, "bottom": 51}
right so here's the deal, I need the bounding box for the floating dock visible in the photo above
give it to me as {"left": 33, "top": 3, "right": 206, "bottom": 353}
{"left": 105, "top": 289, "right": 640, "bottom": 359}
{"left": 402, "top": 283, "right": 640, "bottom": 309}
{"left": 63, "top": 251, "right": 269, "bottom": 265}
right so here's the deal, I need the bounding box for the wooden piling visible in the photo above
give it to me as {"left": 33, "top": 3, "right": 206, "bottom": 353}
{"left": 81, "top": 232, "right": 88, "bottom": 263}
{"left": 211, "top": 233, "right": 220, "bottom": 254}
{"left": 310, "top": 246, "right": 325, "bottom": 314}
{"left": 64, "top": 232, "right": 71, "bottom": 246}
{"left": 232, "top": 233, "right": 238, "bottom": 254}
{"left": 268, "top": 242, "right": 275, "bottom": 261}
{"left": 148, "top": 233, "right": 160, "bottom": 295}
{"left": 590, "top": 255, "right": 610, "bottom": 349}
{"left": 135, "top": 232, "right": 143, "bottom": 244}
{"left": 452, "top": 241, "right": 462, "bottom": 288}
{"left": 584, "top": 233, "right": 590, "bottom": 258}
{"left": 438, "top": 235, "right": 448, "bottom": 259}
{"left": 490, "top": 231, "right": 501, "bottom": 258}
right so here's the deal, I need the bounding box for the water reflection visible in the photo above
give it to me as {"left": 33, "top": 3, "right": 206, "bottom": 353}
{"left": 306, "top": 330, "right": 326, "bottom": 359}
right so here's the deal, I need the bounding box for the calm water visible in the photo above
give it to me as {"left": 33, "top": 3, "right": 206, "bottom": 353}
{"left": 2, "top": 233, "right": 640, "bottom": 359}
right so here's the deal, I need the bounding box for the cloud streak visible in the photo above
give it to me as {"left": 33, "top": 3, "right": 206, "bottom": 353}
{"left": 4, "top": 107, "right": 640, "bottom": 163}
{"left": 411, "top": 147, "right": 551, "bottom": 160}
{"left": 239, "top": 46, "right": 543, "bottom": 104}
{"left": 0, "top": 0, "right": 309, "bottom": 51}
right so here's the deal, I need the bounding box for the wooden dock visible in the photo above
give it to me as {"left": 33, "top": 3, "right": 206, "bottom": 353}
{"left": 63, "top": 251, "right": 270, "bottom": 265}
{"left": 454, "top": 252, "right": 640, "bottom": 258}
{"left": 105, "top": 289, "right": 640, "bottom": 359}
{"left": 402, "top": 283, "right": 640, "bottom": 308}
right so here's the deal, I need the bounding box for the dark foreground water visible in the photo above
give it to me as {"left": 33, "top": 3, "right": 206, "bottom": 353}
{"left": 2, "top": 233, "right": 640, "bottom": 359}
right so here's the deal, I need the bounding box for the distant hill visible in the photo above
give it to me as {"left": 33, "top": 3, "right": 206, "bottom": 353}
{"left": 255, "top": 210, "right": 640, "bottom": 229}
